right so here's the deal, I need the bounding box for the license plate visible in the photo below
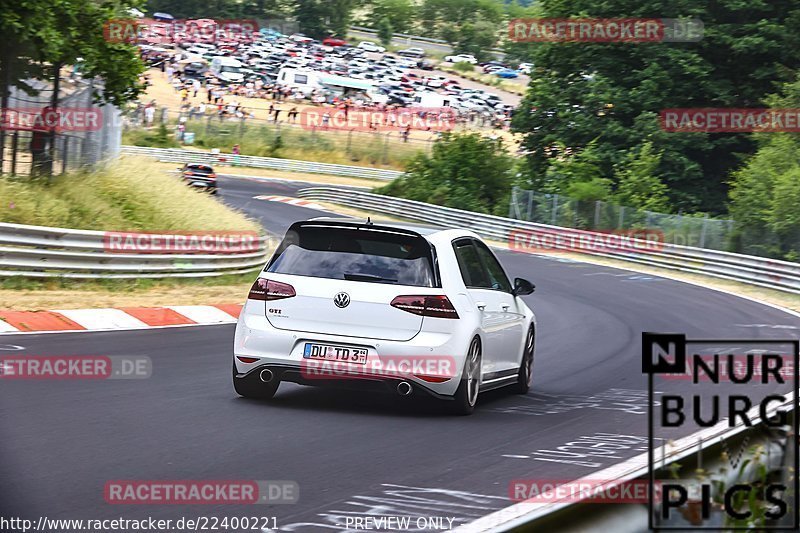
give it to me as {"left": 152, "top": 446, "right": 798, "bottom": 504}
{"left": 303, "top": 343, "right": 368, "bottom": 364}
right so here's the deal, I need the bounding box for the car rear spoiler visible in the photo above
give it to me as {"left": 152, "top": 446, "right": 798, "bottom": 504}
{"left": 269, "top": 218, "right": 443, "bottom": 287}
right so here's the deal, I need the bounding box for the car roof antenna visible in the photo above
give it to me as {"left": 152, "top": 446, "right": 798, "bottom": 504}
{"left": 366, "top": 217, "right": 373, "bottom": 225}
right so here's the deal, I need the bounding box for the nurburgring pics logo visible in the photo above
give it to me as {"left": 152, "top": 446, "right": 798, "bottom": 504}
{"left": 104, "top": 480, "right": 298, "bottom": 504}
{"left": 643, "top": 333, "right": 799, "bottom": 530}
{"left": 509, "top": 228, "right": 664, "bottom": 254}
{"left": 298, "top": 107, "right": 456, "bottom": 132}
{"left": 509, "top": 18, "right": 704, "bottom": 43}
{"left": 103, "top": 231, "right": 263, "bottom": 254}
{"left": 661, "top": 109, "right": 800, "bottom": 133}
{"left": 1, "top": 107, "right": 103, "bottom": 132}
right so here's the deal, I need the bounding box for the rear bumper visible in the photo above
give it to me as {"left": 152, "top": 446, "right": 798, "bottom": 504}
{"left": 233, "top": 303, "right": 471, "bottom": 397}
{"left": 234, "top": 363, "right": 455, "bottom": 400}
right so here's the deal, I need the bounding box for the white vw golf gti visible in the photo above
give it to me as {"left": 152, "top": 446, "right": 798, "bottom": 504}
{"left": 233, "top": 218, "right": 537, "bottom": 414}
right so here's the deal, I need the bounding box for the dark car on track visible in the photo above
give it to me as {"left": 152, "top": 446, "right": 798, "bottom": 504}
{"left": 180, "top": 163, "right": 218, "bottom": 194}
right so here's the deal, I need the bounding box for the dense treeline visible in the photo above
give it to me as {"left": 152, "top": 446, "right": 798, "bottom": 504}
{"left": 508, "top": 0, "right": 800, "bottom": 217}
{"left": 144, "top": 0, "right": 534, "bottom": 56}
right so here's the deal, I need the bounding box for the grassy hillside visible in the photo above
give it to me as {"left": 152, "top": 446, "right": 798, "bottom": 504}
{"left": 0, "top": 158, "right": 259, "bottom": 232}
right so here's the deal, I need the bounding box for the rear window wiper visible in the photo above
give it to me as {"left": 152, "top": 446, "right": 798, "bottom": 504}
{"left": 343, "top": 272, "right": 398, "bottom": 283}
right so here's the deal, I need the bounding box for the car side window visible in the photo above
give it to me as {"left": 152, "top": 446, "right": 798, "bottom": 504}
{"left": 474, "top": 241, "right": 512, "bottom": 292}
{"left": 453, "top": 240, "right": 491, "bottom": 288}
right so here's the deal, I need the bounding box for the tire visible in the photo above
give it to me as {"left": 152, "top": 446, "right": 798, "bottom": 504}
{"left": 450, "top": 337, "right": 482, "bottom": 415}
{"left": 233, "top": 364, "right": 279, "bottom": 400}
{"left": 511, "top": 324, "right": 535, "bottom": 394}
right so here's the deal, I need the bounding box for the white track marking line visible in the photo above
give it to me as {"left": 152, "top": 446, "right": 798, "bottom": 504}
{"left": 167, "top": 305, "right": 237, "bottom": 324}
{"left": 53, "top": 308, "right": 148, "bottom": 330}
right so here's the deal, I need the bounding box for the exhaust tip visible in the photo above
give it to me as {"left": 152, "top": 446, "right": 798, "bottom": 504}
{"left": 397, "top": 381, "right": 412, "bottom": 396}
{"left": 259, "top": 368, "right": 274, "bottom": 383}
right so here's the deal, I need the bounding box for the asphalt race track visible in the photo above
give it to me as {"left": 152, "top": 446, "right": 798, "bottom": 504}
{"left": 2, "top": 175, "right": 799, "bottom": 531}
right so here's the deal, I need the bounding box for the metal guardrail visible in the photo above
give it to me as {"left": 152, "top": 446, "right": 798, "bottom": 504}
{"left": 297, "top": 187, "right": 800, "bottom": 295}
{"left": 0, "top": 222, "right": 272, "bottom": 279}
{"left": 120, "top": 146, "right": 403, "bottom": 181}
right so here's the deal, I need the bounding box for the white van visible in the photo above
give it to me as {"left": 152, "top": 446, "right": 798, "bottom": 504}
{"left": 413, "top": 91, "right": 452, "bottom": 108}
{"left": 209, "top": 57, "right": 244, "bottom": 84}
{"left": 277, "top": 68, "right": 323, "bottom": 95}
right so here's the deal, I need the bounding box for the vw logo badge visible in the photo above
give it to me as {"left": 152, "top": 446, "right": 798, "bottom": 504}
{"left": 334, "top": 292, "right": 350, "bottom": 308}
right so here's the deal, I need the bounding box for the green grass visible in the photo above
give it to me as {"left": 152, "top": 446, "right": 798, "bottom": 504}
{"left": 0, "top": 158, "right": 260, "bottom": 232}
{"left": 123, "top": 120, "right": 427, "bottom": 170}
{"left": 0, "top": 272, "right": 255, "bottom": 291}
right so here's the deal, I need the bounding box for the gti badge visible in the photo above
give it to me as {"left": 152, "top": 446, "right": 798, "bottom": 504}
{"left": 333, "top": 292, "right": 350, "bottom": 308}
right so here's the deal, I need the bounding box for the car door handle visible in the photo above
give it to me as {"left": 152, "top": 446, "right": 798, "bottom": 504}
{"left": 476, "top": 302, "right": 486, "bottom": 311}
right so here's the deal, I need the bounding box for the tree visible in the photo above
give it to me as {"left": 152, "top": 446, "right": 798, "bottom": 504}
{"left": 377, "top": 17, "right": 393, "bottom": 47}
{"left": 293, "top": 0, "right": 332, "bottom": 39}
{"left": 511, "top": 0, "right": 800, "bottom": 214}
{"left": 419, "top": 0, "right": 503, "bottom": 43}
{"left": 453, "top": 20, "right": 498, "bottom": 62}
{"left": 369, "top": 0, "right": 415, "bottom": 34}
{"left": 0, "top": 0, "right": 145, "bottom": 176}
{"left": 613, "top": 142, "right": 671, "bottom": 212}
{"left": 293, "top": 0, "right": 358, "bottom": 39}
{"left": 727, "top": 73, "right": 800, "bottom": 258}
{"left": 379, "top": 133, "right": 513, "bottom": 215}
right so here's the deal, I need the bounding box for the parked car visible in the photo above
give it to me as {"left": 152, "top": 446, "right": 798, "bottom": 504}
{"left": 518, "top": 62, "right": 533, "bottom": 74}
{"left": 357, "top": 41, "right": 386, "bottom": 53}
{"left": 398, "top": 47, "right": 426, "bottom": 59}
{"left": 495, "top": 68, "right": 520, "bottom": 79}
{"left": 179, "top": 163, "right": 217, "bottom": 194}
{"left": 322, "top": 37, "right": 348, "bottom": 47}
{"left": 182, "top": 61, "right": 208, "bottom": 78}
{"left": 444, "top": 54, "right": 478, "bottom": 64}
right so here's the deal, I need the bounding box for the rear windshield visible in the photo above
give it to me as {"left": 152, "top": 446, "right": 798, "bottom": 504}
{"left": 186, "top": 164, "right": 213, "bottom": 172}
{"left": 266, "top": 225, "right": 436, "bottom": 287}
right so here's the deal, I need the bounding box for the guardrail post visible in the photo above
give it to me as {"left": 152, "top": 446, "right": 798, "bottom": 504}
{"left": 700, "top": 214, "right": 709, "bottom": 248}
{"left": 594, "top": 201, "right": 601, "bottom": 229}
{"left": 551, "top": 194, "right": 559, "bottom": 225}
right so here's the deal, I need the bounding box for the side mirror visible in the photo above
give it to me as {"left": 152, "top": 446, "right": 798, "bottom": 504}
{"left": 513, "top": 277, "right": 535, "bottom": 296}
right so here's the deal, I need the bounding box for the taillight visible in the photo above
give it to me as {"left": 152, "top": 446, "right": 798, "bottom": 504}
{"left": 208, "top": 173, "right": 217, "bottom": 179}
{"left": 248, "top": 278, "right": 296, "bottom": 301}
{"left": 184, "top": 171, "right": 194, "bottom": 176}
{"left": 390, "top": 295, "right": 459, "bottom": 319}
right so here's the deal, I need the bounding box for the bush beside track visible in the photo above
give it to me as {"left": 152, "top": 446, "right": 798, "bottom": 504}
{"left": 0, "top": 158, "right": 259, "bottom": 232}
